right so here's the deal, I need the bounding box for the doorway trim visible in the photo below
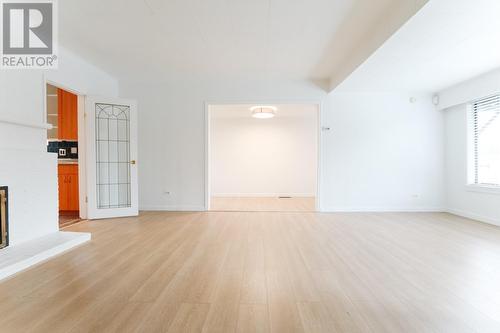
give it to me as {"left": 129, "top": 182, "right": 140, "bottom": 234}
{"left": 43, "top": 77, "right": 88, "bottom": 220}
{"left": 204, "top": 100, "right": 323, "bottom": 212}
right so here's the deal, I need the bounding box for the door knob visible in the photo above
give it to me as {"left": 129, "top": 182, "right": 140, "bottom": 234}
{"left": 130, "top": 160, "right": 136, "bottom": 165}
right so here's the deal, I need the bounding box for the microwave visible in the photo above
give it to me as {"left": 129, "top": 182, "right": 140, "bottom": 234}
{"left": 47, "top": 141, "right": 78, "bottom": 159}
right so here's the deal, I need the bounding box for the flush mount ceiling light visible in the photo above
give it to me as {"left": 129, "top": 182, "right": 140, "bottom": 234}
{"left": 250, "top": 106, "right": 277, "bottom": 119}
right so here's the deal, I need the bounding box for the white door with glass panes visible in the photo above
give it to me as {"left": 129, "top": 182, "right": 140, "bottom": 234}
{"left": 85, "top": 96, "right": 138, "bottom": 219}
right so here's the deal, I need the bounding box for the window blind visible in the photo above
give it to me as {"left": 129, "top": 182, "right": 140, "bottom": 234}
{"left": 471, "top": 94, "right": 500, "bottom": 186}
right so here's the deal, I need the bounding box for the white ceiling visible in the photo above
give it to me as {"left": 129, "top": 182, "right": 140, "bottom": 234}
{"left": 211, "top": 104, "right": 317, "bottom": 119}
{"left": 59, "top": 0, "right": 425, "bottom": 83}
{"left": 335, "top": 0, "right": 500, "bottom": 93}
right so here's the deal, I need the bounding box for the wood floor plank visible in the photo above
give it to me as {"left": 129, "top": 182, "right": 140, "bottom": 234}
{"left": 240, "top": 270, "right": 268, "bottom": 304}
{"left": 167, "top": 303, "right": 211, "bottom": 333}
{"left": 296, "top": 302, "right": 340, "bottom": 333}
{"left": 202, "top": 302, "right": 240, "bottom": 333}
{"left": 129, "top": 301, "right": 180, "bottom": 332}
{"left": 266, "top": 270, "right": 304, "bottom": 333}
{"left": 236, "top": 304, "right": 270, "bottom": 333}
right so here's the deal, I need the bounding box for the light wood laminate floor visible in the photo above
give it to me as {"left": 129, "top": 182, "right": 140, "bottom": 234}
{"left": 210, "top": 197, "right": 316, "bottom": 212}
{"left": 59, "top": 213, "right": 82, "bottom": 229}
{"left": 1, "top": 211, "right": 500, "bottom": 332}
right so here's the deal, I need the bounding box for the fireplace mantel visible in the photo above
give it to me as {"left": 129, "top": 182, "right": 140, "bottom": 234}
{"left": 0, "top": 116, "right": 53, "bottom": 130}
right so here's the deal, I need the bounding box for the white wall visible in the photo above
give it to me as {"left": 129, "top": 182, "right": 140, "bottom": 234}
{"left": 438, "top": 68, "right": 500, "bottom": 226}
{"left": 120, "top": 78, "right": 326, "bottom": 211}
{"left": 0, "top": 46, "right": 118, "bottom": 245}
{"left": 439, "top": 68, "right": 500, "bottom": 110}
{"left": 444, "top": 104, "right": 500, "bottom": 225}
{"left": 321, "top": 92, "right": 445, "bottom": 211}
{"left": 210, "top": 106, "right": 317, "bottom": 197}
{"left": 121, "top": 78, "right": 446, "bottom": 212}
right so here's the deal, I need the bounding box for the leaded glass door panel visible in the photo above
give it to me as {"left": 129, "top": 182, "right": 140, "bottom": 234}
{"left": 86, "top": 96, "right": 138, "bottom": 219}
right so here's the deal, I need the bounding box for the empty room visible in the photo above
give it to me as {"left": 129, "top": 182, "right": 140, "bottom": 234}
{"left": 208, "top": 104, "right": 318, "bottom": 212}
{"left": 1, "top": 0, "right": 500, "bottom": 332}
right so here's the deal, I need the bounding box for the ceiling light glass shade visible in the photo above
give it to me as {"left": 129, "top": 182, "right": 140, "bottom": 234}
{"left": 250, "top": 106, "right": 277, "bottom": 119}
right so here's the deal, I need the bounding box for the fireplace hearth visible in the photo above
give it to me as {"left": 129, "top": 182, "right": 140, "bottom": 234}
{"left": 0, "top": 187, "right": 8, "bottom": 249}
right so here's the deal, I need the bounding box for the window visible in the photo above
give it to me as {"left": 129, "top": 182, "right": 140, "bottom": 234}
{"left": 469, "top": 94, "right": 500, "bottom": 187}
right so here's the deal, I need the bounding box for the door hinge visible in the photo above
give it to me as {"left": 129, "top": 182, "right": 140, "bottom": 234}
{"left": 85, "top": 196, "right": 88, "bottom": 203}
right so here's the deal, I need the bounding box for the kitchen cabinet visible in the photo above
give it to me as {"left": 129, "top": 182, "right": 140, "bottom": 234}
{"left": 58, "top": 88, "right": 78, "bottom": 140}
{"left": 58, "top": 164, "right": 79, "bottom": 212}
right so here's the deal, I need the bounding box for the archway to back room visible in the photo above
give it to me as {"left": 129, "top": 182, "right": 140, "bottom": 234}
{"left": 208, "top": 104, "right": 319, "bottom": 212}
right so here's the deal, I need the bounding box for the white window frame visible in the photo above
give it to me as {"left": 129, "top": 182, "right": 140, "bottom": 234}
{"left": 466, "top": 95, "right": 500, "bottom": 194}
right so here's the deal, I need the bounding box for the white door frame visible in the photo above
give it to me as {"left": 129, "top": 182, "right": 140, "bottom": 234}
{"left": 204, "top": 100, "right": 323, "bottom": 212}
{"left": 43, "top": 78, "right": 88, "bottom": 220}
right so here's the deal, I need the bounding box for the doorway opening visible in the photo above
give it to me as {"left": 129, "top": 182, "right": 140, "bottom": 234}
{"left": 207, "top": 103, "right": 320, "bottom": 212}
{"left": 46, "top": 83, "right": 86, "bottom": 228}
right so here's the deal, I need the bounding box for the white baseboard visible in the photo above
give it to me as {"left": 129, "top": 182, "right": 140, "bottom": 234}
{"left": 0, "top": 231, "right": 90, "bottom": 281}
{"left": 320, "top": 206, "right": 445, "bottom": 213}
{"left": 211, "top": 193, "right": 316, "bottom": 198}
{"left": 446, "top": 208, "right": 500, "bottom": 227}
{"left": 140, "top": 205, "right": 206, "bottom": 212}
